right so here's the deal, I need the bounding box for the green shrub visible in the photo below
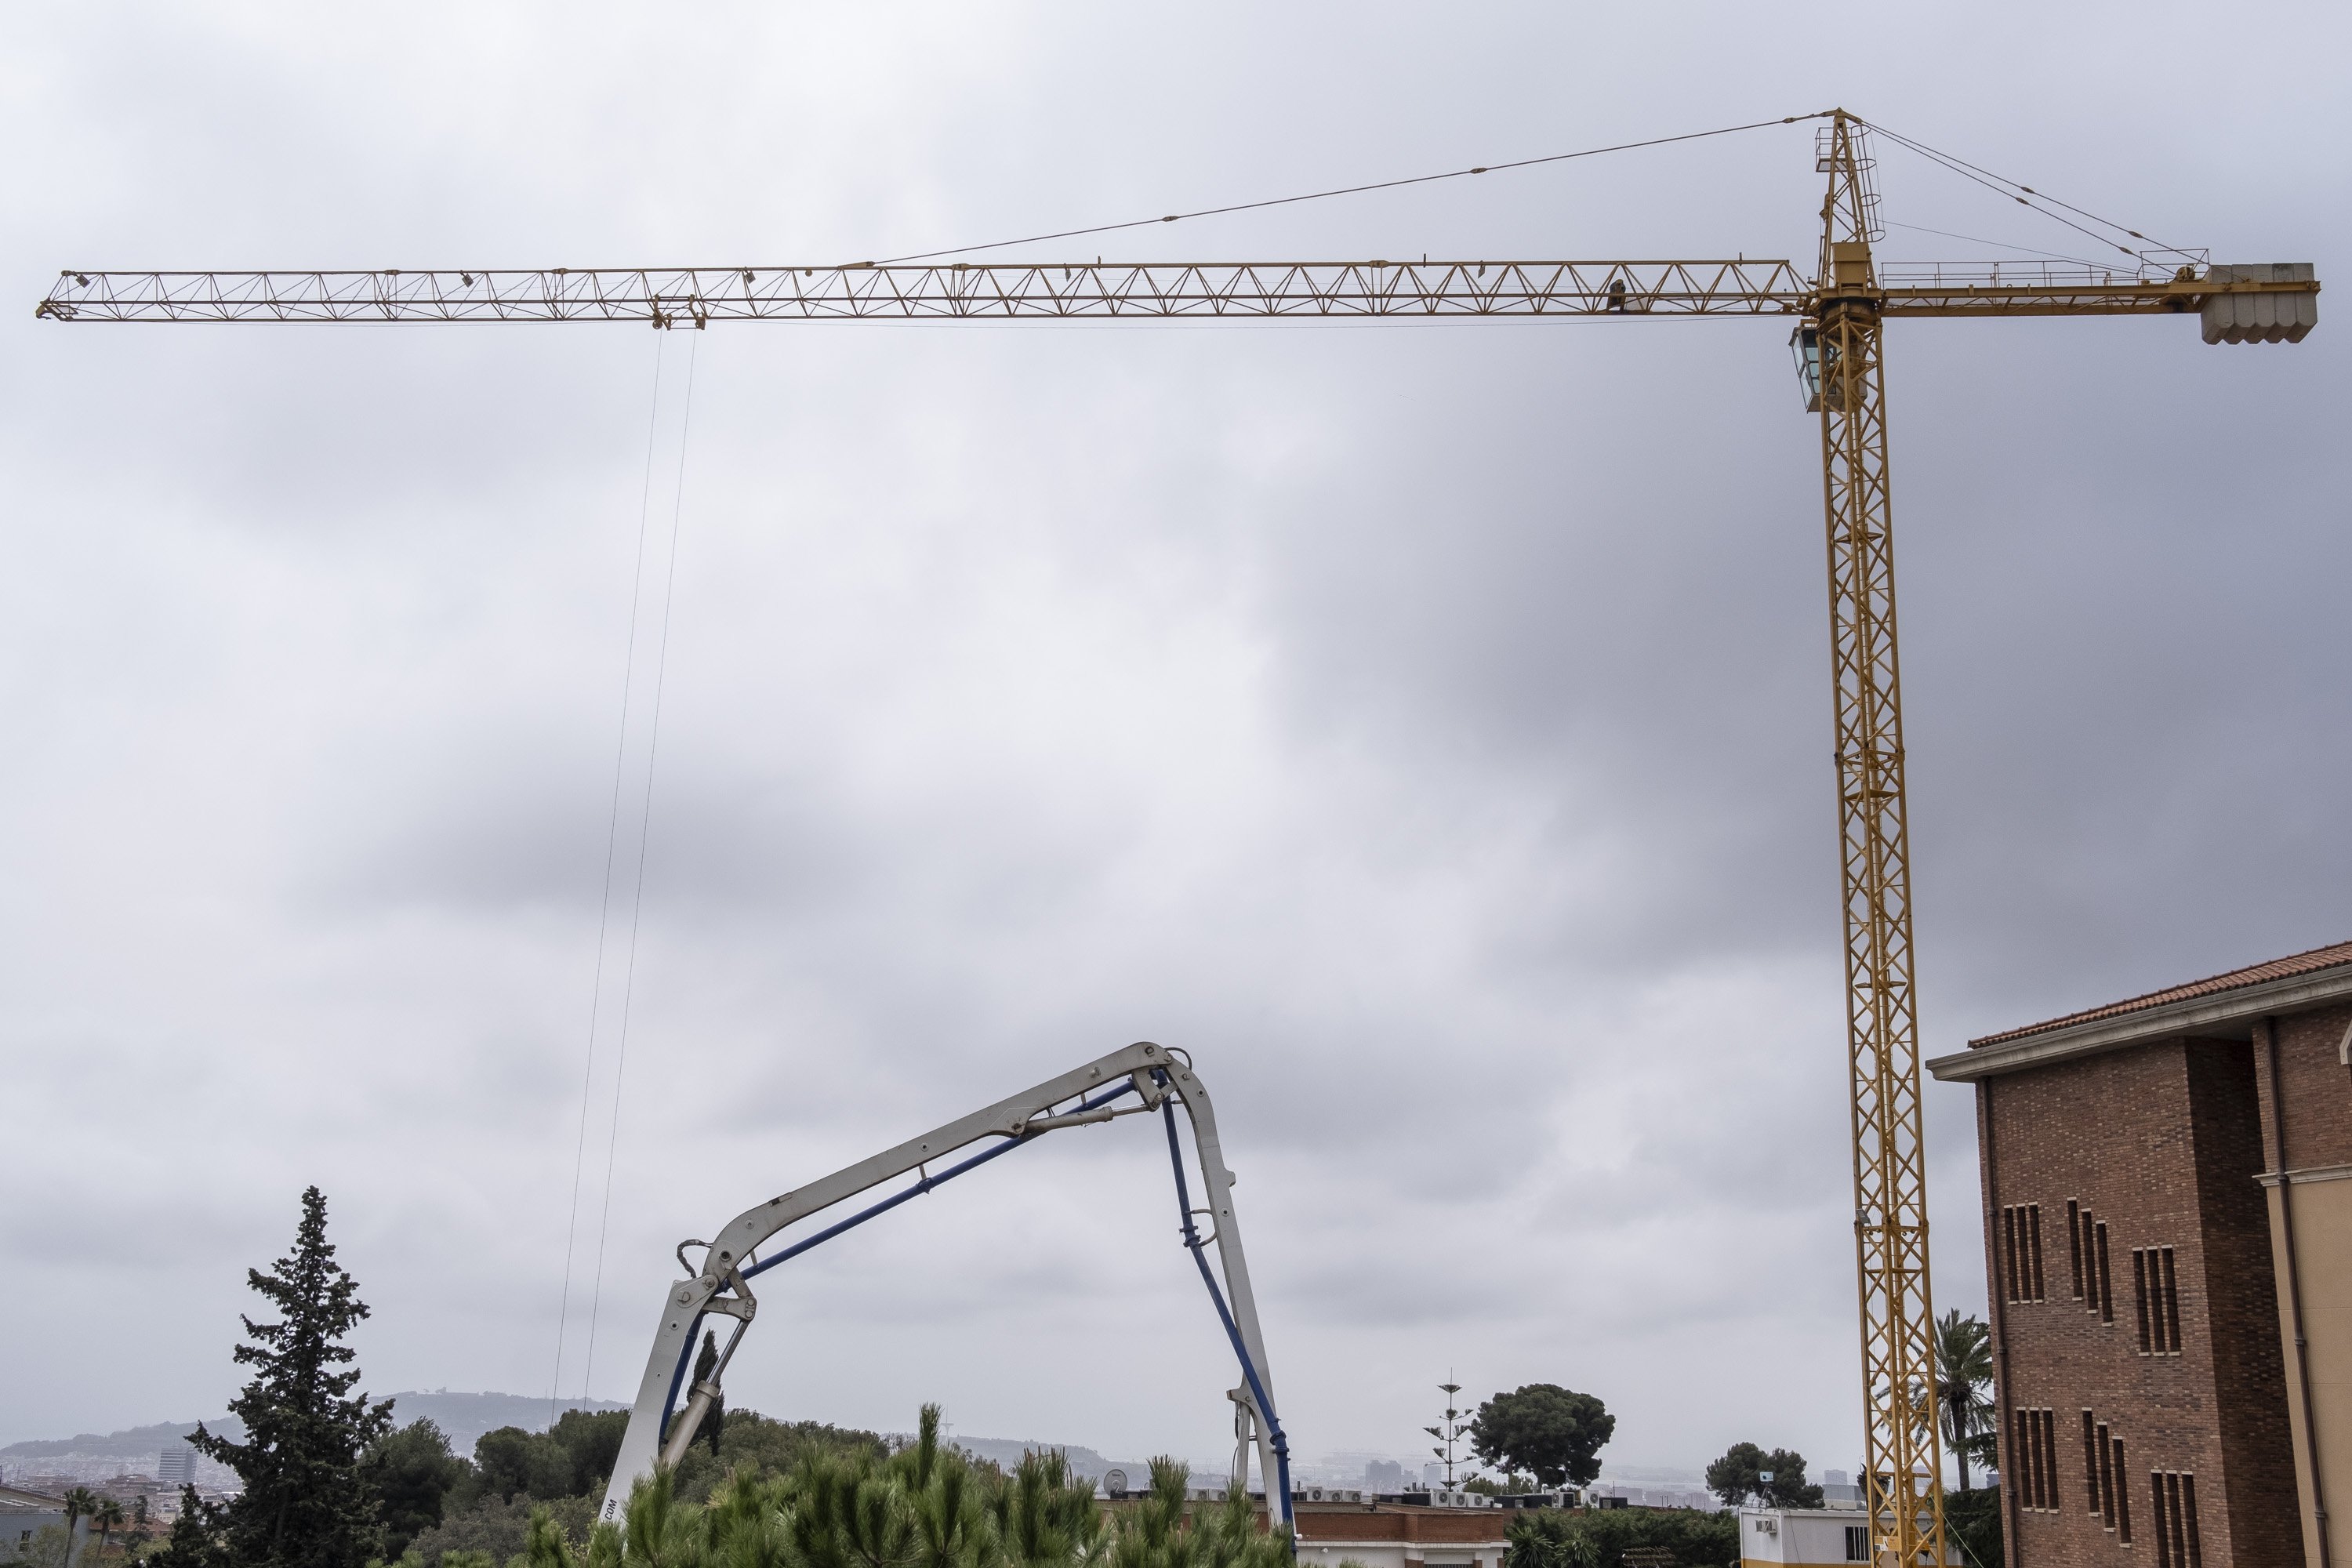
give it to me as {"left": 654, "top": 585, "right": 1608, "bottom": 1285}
{"left": 517, "top": 1405, "right": 1293, "bottom": 1568}
{"left": 1508, "top": 1505, "right": 1740, "bottom": 1568}
{"left": 1944, "top": 1486, "right": 2002, "bottom": 1568}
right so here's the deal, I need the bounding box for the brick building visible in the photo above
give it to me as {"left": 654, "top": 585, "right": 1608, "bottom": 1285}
{"left": 1929, "top": 938, "right": 2352, "bottom": 1566}
{"left": 1288, "top": 1499, "right": 1512, "bottom": 1568}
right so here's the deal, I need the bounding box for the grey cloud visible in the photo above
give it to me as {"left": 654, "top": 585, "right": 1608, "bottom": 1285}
{"left": 5, "top": 0, "right": 2346, "bottom": 1483}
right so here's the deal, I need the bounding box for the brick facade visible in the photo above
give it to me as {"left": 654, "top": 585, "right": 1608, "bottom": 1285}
{"left": 1934, "top": 944, "right": 2352, "bottom": 1567}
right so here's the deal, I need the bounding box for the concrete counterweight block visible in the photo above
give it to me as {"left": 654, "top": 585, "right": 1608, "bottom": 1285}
{"left": 2202, "top": 263, "right": 2318, "bottom": 343}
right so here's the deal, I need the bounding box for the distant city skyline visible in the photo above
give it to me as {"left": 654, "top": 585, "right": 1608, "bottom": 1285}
{"left": 2, "top": 1388, "right": 1733, "bottom": 1502}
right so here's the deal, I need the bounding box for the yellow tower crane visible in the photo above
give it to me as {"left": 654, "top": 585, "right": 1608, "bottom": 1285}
{"left": 37, "top": 110, "right": 2319, "bottom": 1566}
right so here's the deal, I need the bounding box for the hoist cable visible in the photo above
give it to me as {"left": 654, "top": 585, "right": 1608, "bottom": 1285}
{"left": 1879, "top": 220, "right": 2117, "bottom": 270}
{"left": 549, "top": 332, "right": 671, "bottom": 1425}
{"left": 582, "top": 330, "right": 701, "bottom": 1399}
{"left": 863, "top": 112, "right": 1833, "bottom": 267}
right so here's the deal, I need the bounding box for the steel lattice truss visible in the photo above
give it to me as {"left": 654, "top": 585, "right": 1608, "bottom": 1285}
{"left": 1818, "top": 115, "right": 1946, "bottom": 1568}
{"left": 31, "top": 258, "right": 2303, "bottom": 326}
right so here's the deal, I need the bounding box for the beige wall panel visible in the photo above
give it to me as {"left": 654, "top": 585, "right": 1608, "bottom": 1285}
{"left": 2288, "top": 1176, "right": 2352, "bottom": 1566}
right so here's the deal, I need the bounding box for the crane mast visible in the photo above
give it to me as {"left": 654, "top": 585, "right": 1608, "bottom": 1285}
{"left": 1812, "top": 111, "right": 1943, "bottom": 1568}
{"left": 34, "top": 115, "right": 2318, "bottom": 1567}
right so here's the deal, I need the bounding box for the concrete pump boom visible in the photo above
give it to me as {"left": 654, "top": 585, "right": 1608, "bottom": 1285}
{"left": 596, "top": 1041, "right": 1291, "bottom": 1534}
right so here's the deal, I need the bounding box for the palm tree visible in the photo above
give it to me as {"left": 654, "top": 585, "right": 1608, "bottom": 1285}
{"left": 93, "top": 1497, "right": 125, "bottom": 1560}
{"left": 1935, "top": 1309, "right": 1995, "bottom": 1491}
{"left": 62, "top": 1487, "right": 97, "bottom": 1555}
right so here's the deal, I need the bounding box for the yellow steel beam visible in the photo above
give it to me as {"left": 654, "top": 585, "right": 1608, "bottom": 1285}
{"left": 33, "top": 260, "right": 1814, "bottom": 324}
{"left": 34, "top": 260, "right": 2314, "bottom": 327}
{"left": 1815, "top": 111, "right": 1945, "bottom": 1568}
{"left": 1879, "top": 267, "right": 2318, "bottom": 319}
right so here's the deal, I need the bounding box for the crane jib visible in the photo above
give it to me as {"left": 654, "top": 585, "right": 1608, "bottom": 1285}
{"left": 35, "top": 259, "right": 2314, "bottom": 328}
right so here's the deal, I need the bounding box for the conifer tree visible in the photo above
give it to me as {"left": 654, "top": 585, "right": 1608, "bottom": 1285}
{"left": 146, "top": 1486, "right": 224, "bottom": 1568}
{"left": 189, "top": 1185, "right": 394, "bottom": 1568}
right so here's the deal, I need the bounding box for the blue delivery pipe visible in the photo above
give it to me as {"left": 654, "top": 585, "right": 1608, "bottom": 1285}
{"left": 656, "top": 1080, "right": 1142, "bottom": 1443}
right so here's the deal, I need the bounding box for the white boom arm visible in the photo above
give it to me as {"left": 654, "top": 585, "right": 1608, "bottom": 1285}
{"left": 595, "top": 1041, "right": 1290, "bottom": 1530}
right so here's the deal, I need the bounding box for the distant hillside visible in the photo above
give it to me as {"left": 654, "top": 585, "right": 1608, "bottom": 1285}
{"left": 944, "top": 1437, "right": 1134, "bottom": 1480}
{"left": 0, "top": 1392, "right": 625, "bottom": 1475}
{"left": 0, "top": 1418, "right": 240, "bottom": 1463}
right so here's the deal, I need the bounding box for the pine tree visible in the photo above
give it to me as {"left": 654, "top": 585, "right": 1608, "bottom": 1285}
{"left": 146, "top": 1487, "right": 223, "bottom": 1568}
{"left": 189, "top": 1185, "right": 394, "bottom": 1568}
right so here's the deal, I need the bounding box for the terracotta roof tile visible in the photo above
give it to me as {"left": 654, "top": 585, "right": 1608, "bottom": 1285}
{"left": 1969, "top": 938, "right": 2352, "bottom": 1048}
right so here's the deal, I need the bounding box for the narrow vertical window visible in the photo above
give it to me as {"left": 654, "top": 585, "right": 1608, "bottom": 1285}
{"left": 2151, "top": 1473, "right": 2172, "bottom": 1568}
{"left": 2112, "top": 1439, "right": 2131, "bottom": 1544}
{"left": 2029, "top": 1204, "right": 2046, "bottom": 1299}
{"left": 2096, "top": 1221, "right": 2115, "bottom": 1323}
{"left": 2042, "top": 1409, "right": 2060, "bottom": 1510}
{"left": 2096, "top": 1421, "right": 2115, "bottom": 1528}
{"left": 2003, "top": 1207, "right": 2021, "bottom": 1302}
{"left": 2082, "top": 1411, "right": 2100, "bottom": 1510}
{"left": 2161, "top": 1247, "right": 2183, "bottom": 1352}
{"left": 2082, "top": 1207, "right": 2101, "bottom": 1312}
{"left": 2181, "top": 1473, "right": 2201, "bottom": 1568}
{"left": 2067, "top": 1198, "right": 2085, "bottom": 1298}
{"left": 2134, "top": 1248, "right": 2154, "bottom": 1352}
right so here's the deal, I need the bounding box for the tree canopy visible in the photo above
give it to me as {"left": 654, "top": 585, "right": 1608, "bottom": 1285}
{"left": 1468, "top": 1385, "right": 1614, "bottom": 1488}
{"left": 1702, "top": 1443, "right": 1824, "bottom": 1510}
{"left": 1935, "top": 1310, "right": 1996, "bottom": 1491}
{"left": 146, "top": 1487, "right": 223, "bottom": 1568}
{"left": 364, "top": 1419, "right": 475, "bottom": 1557}
{"left": 394, "top": 1406, "right": 886, "bottom": 1562}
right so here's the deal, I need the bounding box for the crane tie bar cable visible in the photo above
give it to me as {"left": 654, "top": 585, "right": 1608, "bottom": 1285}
{"left": 866, "top": 112, "right": 1835, "bottom": 266}
{"left": 1855, "top": 115, "right": 2201, "bottom": 269}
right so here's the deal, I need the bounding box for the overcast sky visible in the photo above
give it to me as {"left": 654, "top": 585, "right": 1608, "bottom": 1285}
{"left": 4, "top": 2, "right": 2346, "bottom": 1485}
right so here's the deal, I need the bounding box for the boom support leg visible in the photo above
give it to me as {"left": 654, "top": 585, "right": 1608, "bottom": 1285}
{"left": 1817, "top": 112, "right": 1946, "bottom": 1568}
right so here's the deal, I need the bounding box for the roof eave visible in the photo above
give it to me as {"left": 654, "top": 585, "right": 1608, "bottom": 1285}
{"left": 1927, "top": 962, "right": 2352, "bottom": 1083}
